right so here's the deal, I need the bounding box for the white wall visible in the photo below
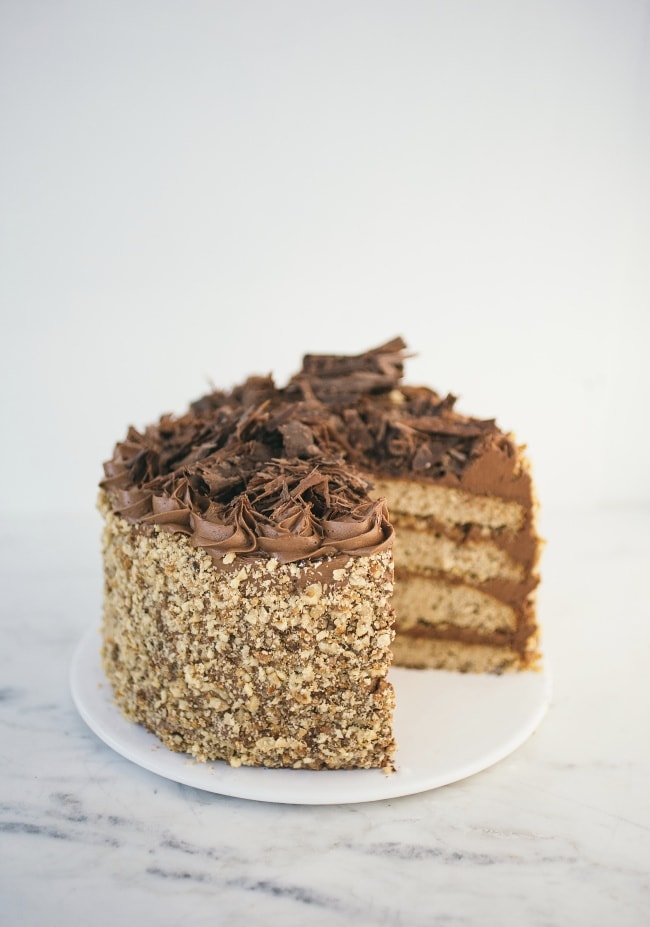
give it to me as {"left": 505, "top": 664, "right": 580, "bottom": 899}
{"left": 1, "top": 0, "right": 648, "bottom": 515}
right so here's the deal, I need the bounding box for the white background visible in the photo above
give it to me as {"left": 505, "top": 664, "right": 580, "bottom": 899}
{"left": 1, "top": 0, "right": 649, "bottom": 516}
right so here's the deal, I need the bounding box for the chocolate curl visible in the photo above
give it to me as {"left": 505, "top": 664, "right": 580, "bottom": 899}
{"left": 408, "top": 415, "right": 496, "bottom": 437}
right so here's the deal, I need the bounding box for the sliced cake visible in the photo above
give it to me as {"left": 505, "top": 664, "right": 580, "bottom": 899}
{"left": 99, "top": 337, "right": 541, "bottom": 769}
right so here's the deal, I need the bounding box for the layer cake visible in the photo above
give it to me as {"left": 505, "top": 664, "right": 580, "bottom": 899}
{"left": 99, "top": 338, "right": 541, "bottom": 769}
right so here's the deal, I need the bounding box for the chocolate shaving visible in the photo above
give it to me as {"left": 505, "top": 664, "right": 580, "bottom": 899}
{"left": 278, "top": 421, "right": 320, "bottom": 458}
{"left": 101, "top": 338, "right": 502, "bottom": 562}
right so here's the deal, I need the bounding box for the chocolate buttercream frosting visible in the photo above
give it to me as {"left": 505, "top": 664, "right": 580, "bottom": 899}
{"left": 101, "top": 337, "right": 526, "bottom": 564}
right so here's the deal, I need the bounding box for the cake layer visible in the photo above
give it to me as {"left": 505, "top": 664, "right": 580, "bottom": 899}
{"left": 100, "top": 502, "right": 396, "bottom": 770}
{"left": 391, "top": 634, "right": 538, "bottom": 673}
{"left": 371, "top": 477, "right": 526, "bottom": 530}
{"left": 393, "top": 527, "right": 525, "bottom": 584}
{"left": 391, "top": 576, "right": 517, "bottom": 634}
{"left": 393, "top": 512, "right": 539, "bottom": 571}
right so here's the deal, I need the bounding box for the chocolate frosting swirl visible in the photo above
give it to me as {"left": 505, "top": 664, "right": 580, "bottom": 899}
{"left": 101, "top": 337, "right": 524, "bottom": 564}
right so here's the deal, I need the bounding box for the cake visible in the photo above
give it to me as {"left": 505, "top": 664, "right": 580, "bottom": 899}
{"left": 99, "top": 338, "right": 541, "bottom": 770}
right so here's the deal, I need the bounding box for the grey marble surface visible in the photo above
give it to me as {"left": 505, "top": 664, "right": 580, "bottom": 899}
{"left": 1, "top": 506, "right": 648, "bottom": 926}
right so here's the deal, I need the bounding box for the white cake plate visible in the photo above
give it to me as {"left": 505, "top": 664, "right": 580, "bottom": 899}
{"left": 70, "top": 626, "right": 552, "bottom": 805}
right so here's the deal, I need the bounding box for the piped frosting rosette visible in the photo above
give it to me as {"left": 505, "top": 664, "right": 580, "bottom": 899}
{"left": 101, "top": 427, "right": 393, "bottom": 565}
{"left": 101, "top": 338, "right": 528, "bottom": 566}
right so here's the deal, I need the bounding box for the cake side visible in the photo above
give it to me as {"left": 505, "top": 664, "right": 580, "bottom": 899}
{"left": 100, "top": 496, "right": 396, "bottom": 770}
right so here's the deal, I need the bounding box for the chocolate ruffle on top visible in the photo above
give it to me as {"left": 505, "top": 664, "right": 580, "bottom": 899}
{"left": 101, "top": 337, "right": 523, "bottom": 563}
{"left": 102, "top": 434, "right": 393, "bottom": 563}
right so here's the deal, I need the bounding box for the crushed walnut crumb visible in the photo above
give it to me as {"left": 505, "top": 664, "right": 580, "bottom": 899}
{"left": 100, "top": 496, "right": 396, "bottom": 770}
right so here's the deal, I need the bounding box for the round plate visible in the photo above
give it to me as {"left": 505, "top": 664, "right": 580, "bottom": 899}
{"left": 70, "top": 627, "right": 551, "bottom": 805}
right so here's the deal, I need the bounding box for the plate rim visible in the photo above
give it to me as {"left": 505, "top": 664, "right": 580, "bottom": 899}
{"left": 70, "top": 625, "right": 552, "bottom": 805}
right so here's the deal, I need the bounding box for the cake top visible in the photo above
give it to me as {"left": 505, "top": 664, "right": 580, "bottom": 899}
{"left": 101, "top": 338, "right": 527, "bottom": 564}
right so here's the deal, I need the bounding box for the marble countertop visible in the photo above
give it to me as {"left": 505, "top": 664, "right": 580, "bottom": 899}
{"left": 1, "top": 505, "right": 648, "bottom": 926}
